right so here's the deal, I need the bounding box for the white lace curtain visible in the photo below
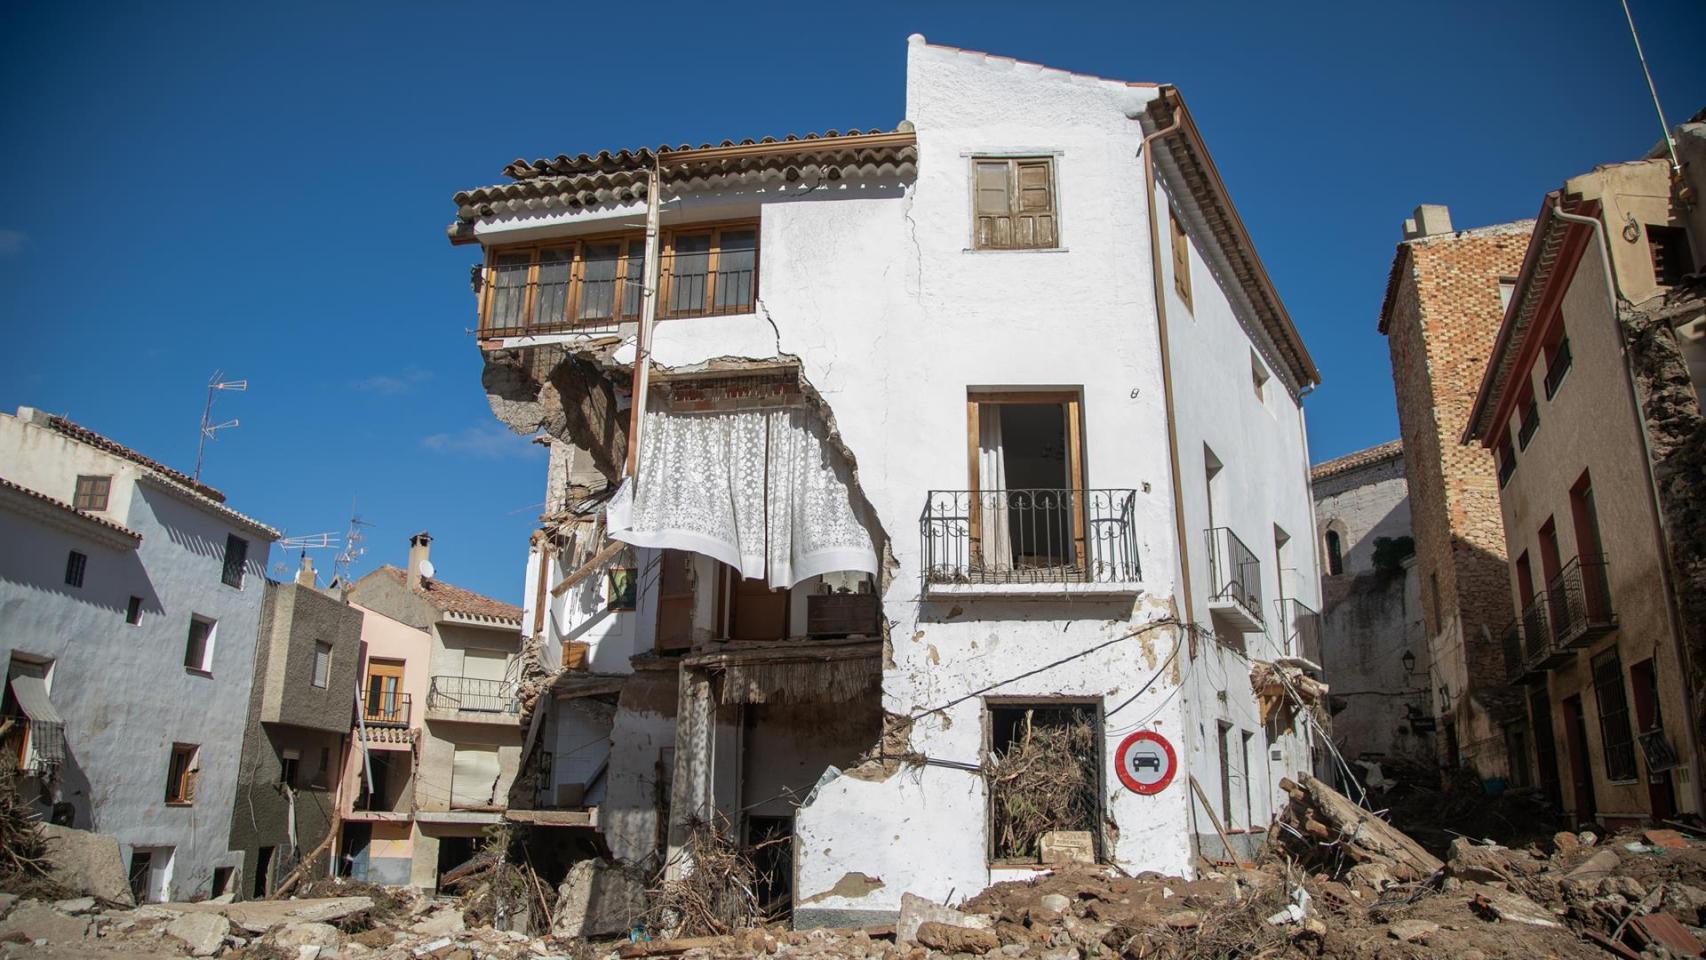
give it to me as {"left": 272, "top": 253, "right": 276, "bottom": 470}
{"left": 606, "top": 406, "right": 878, "bottom": 589}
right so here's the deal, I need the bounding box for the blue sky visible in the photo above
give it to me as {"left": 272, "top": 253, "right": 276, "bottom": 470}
{"left": 2, "top": 1, "right": 1701, "bottom": 602}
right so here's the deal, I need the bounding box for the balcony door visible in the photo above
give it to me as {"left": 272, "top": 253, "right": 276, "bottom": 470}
{"left": 966, "top": 392, "right": 1085, "bottom": 576}
{"left": 364, "top": 659, "right": 404, "bottom": 724}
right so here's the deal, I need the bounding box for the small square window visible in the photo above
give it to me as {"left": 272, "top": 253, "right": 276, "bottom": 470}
{"left": 311, "top": 642, "right": 332, "bottom": 688}
{"left": 279, "top": 750, "right": 299, "bottom": 788}
{"left": 73, "top": 475, "right": 111, "bottom": 512}
{"left": 64, "top": 551, "right": 87, "bottom": 588}
{"left": 971, "top": 157, "right": 1057, "bottom": 250}
{"left": 1250, "top": 350, "right": 1270, "bottom": 404}
{"left": 126, "top": 596, "right": 143, "bottom": 625}
{"left": 184, "top": 617, "right": 215, "bottom": 673}
{"left": 166, "top": 744, "right": 199, "bottom": 804}
{"left": 607, "top": 568, "right": 637, "bottom": 611}
{"left": 221, "top": 535, "right": 248, "bottom": 589}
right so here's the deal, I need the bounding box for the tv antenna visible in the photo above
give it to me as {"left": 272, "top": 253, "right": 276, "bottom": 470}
{"left": 270, "top": 532, "right": 343, "bottom": 579}
{"left": 194, "top": 370, "right": 248, "bottom": 482}
{"left": 333, "top": 504, "right": 374, "bottom": 586}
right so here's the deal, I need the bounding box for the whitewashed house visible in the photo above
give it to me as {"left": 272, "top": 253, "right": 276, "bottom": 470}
{"left": 0, "top": 406, "right": 278, "bottom": 901}
{"left": 449, "top": 36, "right": 1323, "bottom": 924}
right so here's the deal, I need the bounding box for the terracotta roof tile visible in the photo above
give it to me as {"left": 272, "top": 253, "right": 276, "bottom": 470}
{"left": 1310, "top": 440, "right": 1403, "bottom": 483}
{"left": 376, "top": 565, "right": 524, "bottom": 625}
{"left": 0, "top": 476, "right": 142, "bottom": 543}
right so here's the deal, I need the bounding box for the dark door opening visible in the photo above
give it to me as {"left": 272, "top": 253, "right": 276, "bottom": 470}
{"left": 1563, "top": 695, "right": 1596, "bottom": 825}
{"left": 746, "top": 815, "right": 793, "bottom": 922}
{"left": 1529, "top": 683, "right": 1563, "bottom": 813}
{"left": 251, "top": 846, "right": 273, "bottom": 900}
{"left": 128, "top": 850, "right": 152, "bottom": 904}
{"left": 986, "top": 703, "right": 1101, "bottom": 863}
{"left": 339, "top": 822, "right": 372, "bottom": 880}
{"left": 436, "top": 835, "right": 483, "bottom": 887}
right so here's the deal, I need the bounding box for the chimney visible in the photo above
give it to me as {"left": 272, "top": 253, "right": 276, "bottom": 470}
{"left": 295, "top": 551, "right": 316, "bottom": 588}
{"left": 1401, "top": 204, "right": 1453, "bottom": 240}
{"left": 407, "top": 532, "right": 433, "bottom": 591}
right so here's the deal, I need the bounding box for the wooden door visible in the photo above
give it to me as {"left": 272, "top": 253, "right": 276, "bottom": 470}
{"left": 365, "top": 659, "right": 404, "bottom": 723}
{"left": 726, "top": 566, "right": 789, "bottom": 642}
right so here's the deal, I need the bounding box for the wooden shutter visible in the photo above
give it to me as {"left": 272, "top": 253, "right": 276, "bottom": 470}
{"left": 974, "top": 161, "right": 1012, "bottom": 249}
{"left": 1170, "top": 209, "right": 1193, "bottom": 309}
{"left": 1014, "top": 161, "right": 1055, "bottom": 248}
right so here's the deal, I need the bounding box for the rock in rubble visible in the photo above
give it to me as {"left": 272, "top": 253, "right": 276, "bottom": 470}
{"left": 1037, "top": 893, "right": 1072, "bottom": 914}
{"left": 166, "top": 911, "right": 231, "bottom": 957}
{"left": 550, "top": 858, "right": 648, "bottom": 939}
{"left": 0, "top": 902, "right": 91, "bottom": 943}
{"left": 39, "top": 824, "right": 135, "bottom": 906}
{"left": 1387, "top": 918, "right": 1439, "bottom": 943}
{"left": 1447, "top": 838, "right": 1517, "bottom": 884}
{"left": 51, "top": 897, "right": 96, "bottom": 915}
{"left": 897, "top": 892, "right": 993, "bottom": 943}
{"left": 915, "top": 920, "right": 1000, "bottom": 954}
{"left": 264, "top": 921, "right": 344, "bottom": 953}
{"left": 410, "top": 905, "right": 467, "bottom": 937}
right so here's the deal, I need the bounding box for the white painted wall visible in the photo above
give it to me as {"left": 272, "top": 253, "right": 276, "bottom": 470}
{"left": 0, "top": 412, "right": 273, "bottom": 901}
{"left": 481, "top": 35, "right": 1319, "bottom": 916}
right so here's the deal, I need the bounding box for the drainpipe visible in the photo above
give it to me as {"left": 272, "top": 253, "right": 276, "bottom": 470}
{"left": 1550, "top": 203, "right": 1706, "bottom": 815}
{"left": 1138, "top": 93, "right": 1191, "bottom": 630}
{"left": 624, "top": 161, "right": 665, "bottom": 479}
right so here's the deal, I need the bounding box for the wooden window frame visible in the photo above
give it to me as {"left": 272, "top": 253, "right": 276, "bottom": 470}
{"left": 184, "top": 616, "right": 215, "bottom": 674}
{"left": 311, "top": 642, "right": 332, "bottom": 689}
{"left": 965, "top": 391, "right": 1088, "bottom": 572}
{"left": 970, "top": 156, "right": 1060, "bottom": 251}
{"left": 73, "top": 475, "right": 111, "bottom": 512}
{"left": 479, "top": 220, "right": 760, "bottom": 335}
{"left": 165, "top": 743, "right": 199, "bottom": 805}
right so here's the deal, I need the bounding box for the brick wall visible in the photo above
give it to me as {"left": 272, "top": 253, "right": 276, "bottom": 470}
{"left": 1381, "top": 224, "right": 1531, "bottom": 771}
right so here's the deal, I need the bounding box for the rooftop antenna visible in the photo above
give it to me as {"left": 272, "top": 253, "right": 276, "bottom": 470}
{"left": 270, "top": 532, "right": 342, "bottom": 579}
{"left": 333, "top": 503, "right": 373, "bottom": 586}
{"left": 194, "top": 370, "right": 248, "bottom": 482}
{"left": 1619, "top": 0, "right": 1680, "bottom": 176}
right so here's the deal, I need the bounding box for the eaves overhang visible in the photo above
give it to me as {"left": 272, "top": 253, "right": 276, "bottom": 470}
{"left": 1145, "top": 87, "right": 1320, "bottom": 391}
{"left": 0, "top": 478, "right": 142, "bottom": 550}
{"left": 135, "top": 472, "right": 281, "bottom": 541}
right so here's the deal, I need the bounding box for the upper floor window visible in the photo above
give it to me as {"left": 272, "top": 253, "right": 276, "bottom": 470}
{"left": 972, "top": 157, "right": 1057, "bottom": 250}
{"left": 221, "top": 535, "right": 248, "bottom": 588}
{"left": 184, "top": 616, "right": 216, "bottom": 673}
{"left": 1171, "top": 208, "right": 1194, "bottom": 311}
{"left": 311, "top": 642, "right": 332, "bottom": 689}
{"left": 1497, "top": 433, "right": 1517, "bottom": 487}
{"left": 1543, "top": 335, "right": 1572, "bottom": 399}
{"left": 165, "top": 743, "right": 199, "bottom": 804}
{"left": 1648, "top": 224, "right": 1692, "bottom": 287}
{"left": 1516, "top": 389, "right": 1540, "bottom": 450}
{"left": 64, "top": 551, "right": 87, "bottom": 588}
{"left": 73, "top": 475, "right": 111, "bottom": 512}
{"left": 479, "top": 223, "right": 758, "bottom": 337}
{"left": 1250, "top": 351, "right": 1270, "bottom": 405}
{"left": 1324, "top": 529, "right": 1344, "bottom": 577}
{"left": 1497, "top": 277, "right": 1517, "bottom": 312}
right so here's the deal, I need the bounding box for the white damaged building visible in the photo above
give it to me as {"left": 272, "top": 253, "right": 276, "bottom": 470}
{"left": 444, "top": 36, "right": 1327, "bottom": 926}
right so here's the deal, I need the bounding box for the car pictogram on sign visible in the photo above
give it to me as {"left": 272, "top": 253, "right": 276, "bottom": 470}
{"left": 1115, "top": 731, "right": 1177, "bottom": 795}
{"left": 1132, "top": 752, "right": 1162, "bottom": 772}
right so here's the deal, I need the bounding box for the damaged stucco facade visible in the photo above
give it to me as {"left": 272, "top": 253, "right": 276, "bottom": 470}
{"left": 449, "top": 36, "right": 1323, "bottom": 925}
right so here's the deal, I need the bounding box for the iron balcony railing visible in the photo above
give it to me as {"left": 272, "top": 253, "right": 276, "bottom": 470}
{"left": 920, "top": 489, "right": 1140, "bottom": 586}
{"left": 1205, "top": 527, "right": 1263, "bottom": 624}
{"left": 427, "top": 676, "right": 520, "bottom": 715}
{"left": 1547, "top": 555, "right": 1615, "bottom": 648}
{"left": 360, "top": 692, "right": 411, "bottom": 728}
{"left": 1520, "top": 592, "right": 1572, "bottom": 672}
{"left": 1517, "top": 402, "right": 1540, "bottom": 449}
{"left": 1278, "top": 597, "right": 1322, "bottom": 666}
{"left": 479, "top": 248, "right": 758, "bottom": 338}
{"left": 1501, "top": 619, "right": 1528, "bottom": 685}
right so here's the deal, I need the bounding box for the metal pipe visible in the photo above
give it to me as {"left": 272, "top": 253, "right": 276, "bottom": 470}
{"left": 1550, "top": 202, "right": 1704, "bottom": 815}
{"left": 1138, "top": 93, "right": 1190, "bottom": 624}
{"left": 624, "top": 161, "right": 665, "bottom": 479}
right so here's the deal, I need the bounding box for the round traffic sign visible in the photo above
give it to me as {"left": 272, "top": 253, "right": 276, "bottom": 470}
{"left": 1115, "top": 730, "right": 1177, "bottom": 795}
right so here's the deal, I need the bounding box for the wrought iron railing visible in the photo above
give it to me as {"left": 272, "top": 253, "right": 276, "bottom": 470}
{"left": 360, "top": 692, "right": 411, "bottom": 728}
{"left": 479, "top": 248, "right": 758, "bottom": 338}
{"left": 1278, "top": 597, "right": 1321, "bottom": 665}
{"left": 1501, "top": 619, "right": 1527, "bottom": 685}
{"left": 1520, "top": 592, "right": 1569, "bottom": 673}
{"left": 427, "top": 676, "right": 519, "bottom": 715}
{"left": 1205, "top": 527, "right": 1263, "bottom": 623}
{"left": 1517, "top": 403, "right": 1540, "bottom": 449}
{"left": 1548, "top": 555, "right": 1615, "bottom": 648}
{"left": 920, "top": 489, "right": 1140, "bottom": 586}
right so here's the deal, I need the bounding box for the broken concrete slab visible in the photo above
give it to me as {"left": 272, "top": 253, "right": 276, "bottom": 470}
{"left": 39, "top": 824, "right": 134, "bottom": 906}
{"left": 1387, "top": 918, "right": 1439, "bottom": 942}
{"left": 409, "top": 905, "right": 467, "bottom": 937}
{"left": 550, "top": 858, "right": 647, "bottom": 939}
{"left": 263, "top": 920, "right": 342, "bottom": 953}
{"left": 0, "top": 902, "right": 91, "bottom": 943}
{"left": 897, "top": 892, "right": 993, "bottom": 943}
{"left": 1566, "top": 849, "right": 1621, "bottom": 882}
{"left": 51, "top": 897, "right": 95, "bottom": 915}
{"left": 171, "top": 896, "right": 374, "bottom": 934}
{"left": 165, "top": 911, "right": 230, "bottom": 957}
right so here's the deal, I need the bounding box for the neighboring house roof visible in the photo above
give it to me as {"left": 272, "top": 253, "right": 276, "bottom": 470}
{"left": 0, "top": 476, "right": 142, "bottom": 549}
{"left": 27, "top": 410, "right": 281, "bottom": 540}
{"left": 448, "top": 128, "right": 918, "bottom": 235}
{"left": 373, "top": 565, "right": 524, "bottom": 626}
{"left": 1144, "top": 88, "right": 1319, "bottom": 390}
{"left": 1376, "top": 219, "right": 1535, "bottom": 334}
{"left": 1310, "top": 440, "right": 1403, "bottom": 484}
{"left": 41, "top": 413, "right": 225, "bottom": 502}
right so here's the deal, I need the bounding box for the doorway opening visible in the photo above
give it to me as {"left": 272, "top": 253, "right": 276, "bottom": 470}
{"left": 986, "top": 702, "right": 1101, "bottom": 863}
{"left": 968, "top": 393, "right": 1086, "bottom": 579}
